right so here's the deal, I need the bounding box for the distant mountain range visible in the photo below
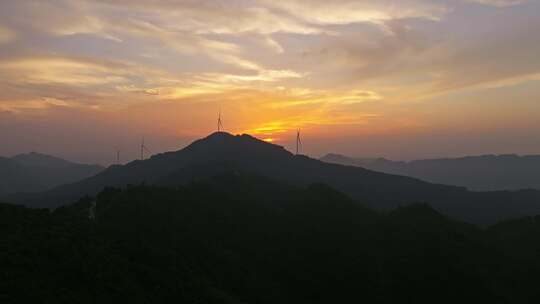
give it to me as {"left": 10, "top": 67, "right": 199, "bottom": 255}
{"left": 320, "top": 153, "right": 540, "bottom": 191}
{"left": 6, "top": 132, "right": 540, "bottom": 225}
{"left": 0, "top": 152, "right": 104, "bottom": 195}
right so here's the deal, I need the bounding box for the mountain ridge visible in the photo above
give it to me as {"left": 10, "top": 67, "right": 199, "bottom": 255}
{"left": 0, "top": 152, "right": 104, "bottom": 195}
{"left": 320, "top": 153, "right": 540, "bottom": 191}
{"left": 6, "top": 132, "right": 540, "bottom": 224}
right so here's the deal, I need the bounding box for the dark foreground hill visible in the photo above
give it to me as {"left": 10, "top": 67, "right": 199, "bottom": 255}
{"left": 0, "top": 152, "right": 104, "bottom": 195}
{"left": 7, "top": 132, "right": 540, "bottom": 224}
{"left": 321, "top": 153, "right": 540, "bottom": 191}
{"left": 2, "top": 175, "right": 540, "bottom": 303}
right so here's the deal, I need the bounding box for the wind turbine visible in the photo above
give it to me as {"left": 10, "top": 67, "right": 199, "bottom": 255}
{"left": 116, "top": 149, "right": 121, "bottom": 165}
{"left": 140, "top": 138, "right": 152, "bottom": 160}
{"left": 217, "top": 108, "right": 223, "bottom": 132}
{"left": 296, "top": 129, "right": 302, "bottom": 155}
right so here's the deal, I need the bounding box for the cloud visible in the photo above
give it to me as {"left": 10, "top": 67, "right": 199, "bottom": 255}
{"left": 0, "top": 57, "right": 132, "bottom": 86}
{"left": 1, "top": 0, "right": 537, "bottom": 99}
{"left": 265, "top": 88, "right": 382, "bottom": 108}
{"left": 464, "top": 0, "right": 528, "bottom": 7}
{"left": 0, "top": 97, "right": 82, "bottom": 113}
{"left": 89, "top": 0, "right": 449, "bottom": 36}
{"left": 0, "top": 53, "right": 178, "bottom": 114}
{"left": 264, "top": 0, "right": 449, "bottom": 25}
{"left": 263, "top": 36, "right": 284, "bottom": 53}
{"left": 89, "top": 0, "right": 325, "bottom": 35}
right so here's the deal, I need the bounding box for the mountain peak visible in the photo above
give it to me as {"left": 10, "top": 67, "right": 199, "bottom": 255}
{"left": 202, "top": 131, "right": 262, "bottom": 143}
{"left": 184, "top": 132, "right": 289, "bottom": 156}
{"left": 204, "top": 131, "right": 236, "bottom": 140}
{"left": 12, "top": 152, "right": 72, "bottom": 166}
{"left": 10, "top": 152, "right": 104, "bottom": 170}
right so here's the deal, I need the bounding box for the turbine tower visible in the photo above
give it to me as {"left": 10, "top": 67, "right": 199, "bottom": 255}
{"left": 116, "top": 149, "right": 120, "bottom": 165}
{"left": 140, "top": 138, "right": 152, "bottom": 160}
{"left": 296, "top": 129, "right": 302, "bottom": 155}
{"left": 217, "top": 109, "right": 223, "bottom": 132}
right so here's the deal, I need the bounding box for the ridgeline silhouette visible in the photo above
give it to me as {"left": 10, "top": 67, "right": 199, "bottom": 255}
{"left": 6, "top": 132, "right": 540, "bottom": 224}
{"left": 0, "top": 152, "right": 104, "bottom": 195}
{"left": 321, "top": 153, "right": 540, "bottom": 191}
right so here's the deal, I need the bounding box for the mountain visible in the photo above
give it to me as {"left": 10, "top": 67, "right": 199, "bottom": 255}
{"left": 320, "top": 153, "right": 540, "bottom": 191}
{"left": 0, "top": 157, "right": 28, "bottom": 194}
{"left": 2, "top": 176, "right": 540, "bottom": 303}
{"left": 7, "top": 132, "right": 540, "bottom": 224}
{"left": 0, "top": 152, "right": 104, "bottom": 195}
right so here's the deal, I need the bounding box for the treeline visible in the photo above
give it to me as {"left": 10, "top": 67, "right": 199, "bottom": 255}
{"left": 2, "top": 173, "right": 540, "bottom": 303}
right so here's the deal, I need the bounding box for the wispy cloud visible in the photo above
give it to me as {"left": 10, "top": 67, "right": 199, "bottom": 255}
{"left": 265, "top": 0, "right": 448, "bottom": 25}
{"left": 464, "top": 0, "right": 528, "bottom": 7}
{"left": 0, "top": 57, "right": 131, "bottom": 86}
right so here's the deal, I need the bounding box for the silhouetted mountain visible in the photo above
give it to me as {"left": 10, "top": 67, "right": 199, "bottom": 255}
{"left": 320, "top": 153, "right": 540, "bottom": 191}
{"left": 7, "top": 132, "right": 540, "bottom": 224}
{"left": 0, "top": 152, "right": 104, "bottom": 195}
{"left": 2, "top": 176, "right": 540, "bottom": 303}
{"left": 0, "top": 157, "right": 27, "bottom": 194}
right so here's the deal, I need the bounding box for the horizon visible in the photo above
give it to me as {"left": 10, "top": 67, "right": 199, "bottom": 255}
{"left": 1, "top": 1, "right": 540, "bottom": 164}
{"left": 3, "top": 130, "right": 540, "bottom": 167}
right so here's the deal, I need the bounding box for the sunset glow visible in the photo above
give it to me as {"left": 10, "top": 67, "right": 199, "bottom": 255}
{"left": 1, "top": 0, "right": 539, "bottom": 164}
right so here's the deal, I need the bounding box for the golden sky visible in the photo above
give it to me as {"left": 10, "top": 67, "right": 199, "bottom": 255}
{"left": 0, "top": 0, "right": 539, "bottom": 164}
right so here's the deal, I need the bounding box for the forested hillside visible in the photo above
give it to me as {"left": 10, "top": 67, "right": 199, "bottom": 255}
{"left": 2, "top": 174, "right": 540, "bottom": 303}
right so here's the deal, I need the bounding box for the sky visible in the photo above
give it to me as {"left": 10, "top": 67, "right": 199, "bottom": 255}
{"left": 0, "top": 0, "right": 539, "bottom": 165}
